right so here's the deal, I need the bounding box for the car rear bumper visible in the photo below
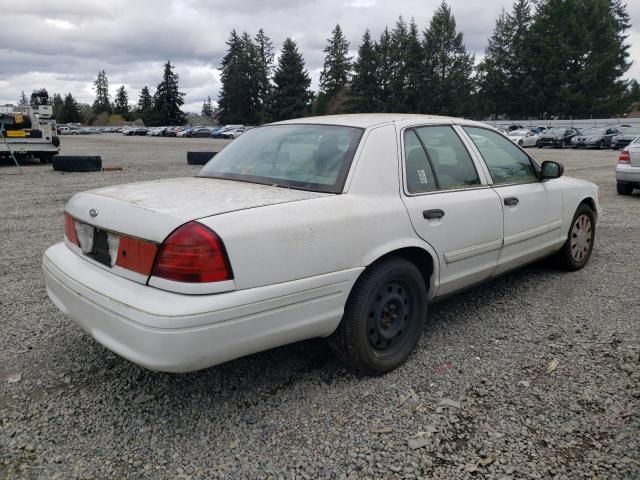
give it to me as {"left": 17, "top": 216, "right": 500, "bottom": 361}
{"left": 616, "top": 164, "right": 640, "bottom": 183}
{"left": 43, "top": 243, "right": 359, "bottom": 372}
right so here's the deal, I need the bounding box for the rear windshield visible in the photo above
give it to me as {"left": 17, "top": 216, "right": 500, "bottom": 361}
{"left": 198, "top": 124, "right": 363, "bottom": 193}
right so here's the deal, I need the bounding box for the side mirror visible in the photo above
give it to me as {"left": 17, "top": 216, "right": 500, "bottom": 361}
{"left": 540, "top": 160, "right": 564, "bottom": 180}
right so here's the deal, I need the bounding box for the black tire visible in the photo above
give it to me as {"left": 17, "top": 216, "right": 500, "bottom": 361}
{"left": 518, "top": 139, "right": 524, "bottom": 146}
{"left": 553, "top": 203, "right": 596, "bottom": 271}
{"left": 328, "top": 257, "right": 428, "bottom": 375}
{"left": 187, "top": 151, "right": 217, "bottom": 165}
{"left": 617, "top": 182, "right": 634, "bottom": 195}
{"left": 52, "top": 155, "right": 102, "bottom": 172}
{"left": 598, "top": 140, "right": 604, "bottom": 150}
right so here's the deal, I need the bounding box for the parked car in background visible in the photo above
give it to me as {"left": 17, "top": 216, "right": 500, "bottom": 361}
{"left": 507, "top": 129, "right": 539, "bottom": 147}
{"left": 78, "top": 128, "right": 93, "bottom": 135}
{"left": 571, "top": 127, "right": 622, "bottom": 149}
{"left": 191, "top": 127, "right": 214, "bottom": 138}
{"left": 133, "top": 128, "right": 149, "bottom": 136}
{"left": 44, "top": 114, "right": 599, "bottom": 375}
{"left": 530, "top": 126, "right": 547, "bottom": 134}
{"left": 220, "top": 127, "right": 246, "bottom": 139}
{"left": 616, "top": 137, "right": 640, "bottom": 195}
{"left": 538, "top": 127, "right": 580, "bottom": 148}
{"left": 612, "top": 127, "right": 640, "bottom": 150}
{"left": 177, "top": 128, "right": 193, "bottom": 138}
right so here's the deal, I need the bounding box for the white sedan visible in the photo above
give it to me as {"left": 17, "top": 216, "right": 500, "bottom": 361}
{"left": 507, "top": 129, "right": 539, "bottom": 147}
{"left": 616, "top": 136, "right": 640, "bottom": 195}
{"left": 43, "top": 114, "right": 599, "bottom": 375}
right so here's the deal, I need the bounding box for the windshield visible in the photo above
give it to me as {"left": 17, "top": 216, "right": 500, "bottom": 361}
{"left": 198, "top": 124, "right": 363, "bottom": 193}
{"left": 581, "top": 128, "right": 604, "bottom": 136}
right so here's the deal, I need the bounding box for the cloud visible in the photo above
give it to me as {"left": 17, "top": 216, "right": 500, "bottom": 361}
{"left": 1, "top": 0, "right": 638, "bottom": 112}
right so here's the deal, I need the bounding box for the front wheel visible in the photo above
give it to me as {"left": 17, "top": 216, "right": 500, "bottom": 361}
{"left": 329, "top": 257, "right": 428, "bottom": 375}
{"left": 553, "top": 204, "right": 596, "bottom": 271}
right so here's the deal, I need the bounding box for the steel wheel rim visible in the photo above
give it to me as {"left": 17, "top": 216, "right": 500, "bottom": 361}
{"left": 366, "top": 281, "right": 411, "bottom": 354}
{"left": 570, "top": 214, "right": 592, "bottom": 262}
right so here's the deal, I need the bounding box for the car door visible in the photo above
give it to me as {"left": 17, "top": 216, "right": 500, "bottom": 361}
{"left": 461, "top": 126, "right": 565, "bottom": 276}
{"left": 400, "top": 125, "right": 503, "bottom": 296}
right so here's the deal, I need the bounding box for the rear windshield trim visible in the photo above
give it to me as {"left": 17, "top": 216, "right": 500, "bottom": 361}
{"left": 197, "top": 124, "right": 365, "bottom": 194}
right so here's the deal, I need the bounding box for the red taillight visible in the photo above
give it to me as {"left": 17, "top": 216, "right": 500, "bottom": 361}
{"left": 618, "top": 150, "right": 630, "bottom": 164}
{"left": 64, "top": 212, "right": 79, "bottom": 246}
{"left": 151, "top": 222, "right": 232, "bottom": 283}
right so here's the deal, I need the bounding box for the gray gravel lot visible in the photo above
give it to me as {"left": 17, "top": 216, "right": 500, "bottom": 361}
{"left": 1, "top": 135, "right": 638, "bottom": 479}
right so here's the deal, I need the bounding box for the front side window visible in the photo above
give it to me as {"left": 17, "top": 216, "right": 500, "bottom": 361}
{"left": 198, "top": 124, "right": 363, "bottom": 193}
{"left": 463, "top": 126, "right": 538, "bottom": 184}
{"left": 403, "top": 126, "right": 480, "bottom": 193}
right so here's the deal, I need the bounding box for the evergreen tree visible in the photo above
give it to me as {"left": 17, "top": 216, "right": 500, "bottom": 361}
{"left": 405, "top": 19, "right": 425, "bottom": 113}
{"left": 376, "top": 27, "right": 394, "bottom": 112}
{"left": 316, "top": 24, "right": 352, "bottom": 114}
{"left": 137, "top": 86, "right": 153, "bottom": 112}
{"left": 201, "top": 96, "right": 214, "bottom": 117}
{"left": 422, "top": 1, "right": 475, "bottom": 116}
{"left": 348, "top": 30, "right": 381, "bottom": 113}
{"left": 218, "top": 30, "right": 261, "bottom": 124}
{"left": 254, "top": 29, "right": 275, "bottom": 123}
{"left": 62, "top": 93, "right": 82, "bottom": 124}
{"left": 153, "top": 61, "right": 186, "bottom": 125}
{"left": 271, "top": 38, "right": 312, "bottom": 121}
{"left": 18, "top": 91, "right": 29, "bottom": 106}
{"left": 477, "top": 8, "right": 512, "bottom": 118}
{"left": 388, "top": 17, "right": 411, "bottom": 112}
{"left": 51, "top": 93, "right": 64, "bottom": 121}
{"left": 524, "top": 0, "right": 630, "bottom": 117}
{"left": 506, "top": 0, "right": 533, "bottom": 118}
{"left": 114, "top": 85, "right": 129, "bottom": 116}
{"left": 92, "top": 70, "right": 111, "bottom": 115}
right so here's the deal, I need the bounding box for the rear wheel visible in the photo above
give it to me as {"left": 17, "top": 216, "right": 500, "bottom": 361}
{"left": 553, "top": 204, "right": 596, "bottom": 271}
{"left": 329, "top": 257, "right": 427, "bottom": 375}
{"left": 598, "top": 140, "right": 604, "bottom": 149}
{"left": 617, "top": 182, "right": 634, "bottom": 195}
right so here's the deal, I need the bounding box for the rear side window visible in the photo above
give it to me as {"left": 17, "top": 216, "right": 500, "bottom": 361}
{"left": 414, "top": 126, "right": 480, "bottom": 190}
{"left": 403, "top": 126, "right": 480, "bottom": 193}
{"left": 463, "top": 126, "right": 537, "bottom": 184}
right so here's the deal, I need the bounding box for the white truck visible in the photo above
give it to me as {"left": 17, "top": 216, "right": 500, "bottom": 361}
{"left": 0, "top": 94, "right": 60, "bottom": 163}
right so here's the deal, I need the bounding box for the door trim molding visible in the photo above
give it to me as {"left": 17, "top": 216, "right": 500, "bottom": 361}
{"left": 444, "top": 239, "right": 503, "bottom": 264}
{"left": 503, "top": 220, "right": 563, "bottom": 248}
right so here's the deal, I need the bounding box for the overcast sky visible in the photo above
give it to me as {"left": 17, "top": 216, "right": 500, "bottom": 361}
{"left": 1, "top": 0, "right": 638, "bottom": 113}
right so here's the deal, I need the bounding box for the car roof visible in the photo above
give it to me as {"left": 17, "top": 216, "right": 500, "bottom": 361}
{"left": 271, "top": 113, "right": 489, "bottom": 129}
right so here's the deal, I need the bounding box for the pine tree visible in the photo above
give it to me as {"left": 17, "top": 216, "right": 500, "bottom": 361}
{"left": 92, "top": 70, "right": 111, "bottom": 115}
{"left": 348, "top": 30, "right": 381, "bottom": 113}
{"left": 201, "top": 96, "right": 214, "bottom": 117}
{"left": 51, "top": 93, "right": 64, "bottom": 121}
{"left": 388, "top": 17, "right": 410, "bottom": 112}
{"left": 218, "top": 30, "right": 261, "bottom": 124}
{"left": 271, "top": 38, "right": 312, "bottom": 121}
{"left": 62, "top": 93, "right": 82, "bottom": 124}
{"left": 405, "top": 19, "right": 424, "bottom": 113}
{"left": 137, "top": 86, "right": 153, "bottom": 112}
{"left": 18, "top": 91, "right": 29, "bottom": 106}
{"left": 376, "top": 27, "right": 394, "bottom": 112}
{"left": 153, "top": 61, "right": 186, "bottom": 126}
{"left": 422, "top": 1, "right": 475, "bottom": 116}
{"left": 316, "top": 24, "right": 352, "bottom": 114}
{"left": 114, "top": 85, "right": 129, "bottom": 116}
{"left": 254, "top": 29, "right": 275, "bottom": 123}
{"left": 525, "top": 0, "right": 630, "bottom": 117}
{"left": 506, "top": 0, "right": 533, "bottom": 118}
{"left": 477, "top": 8, "right": 512, "bottom": 118}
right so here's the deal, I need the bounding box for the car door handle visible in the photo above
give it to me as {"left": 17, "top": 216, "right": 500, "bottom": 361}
{"left": 504, "top": 197, "right": 519, "bottom": 206}
{"left": 423, "top": 209, "right": 445, "bottom": 220}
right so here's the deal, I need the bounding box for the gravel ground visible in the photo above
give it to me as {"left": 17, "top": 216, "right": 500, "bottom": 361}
{"left": 1, "top": 135, "right": 638, "bottom": 479}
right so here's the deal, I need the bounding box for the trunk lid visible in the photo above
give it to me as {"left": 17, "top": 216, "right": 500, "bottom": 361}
{"left": 66, "top": 177, "right": 330, "bottom": 242}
